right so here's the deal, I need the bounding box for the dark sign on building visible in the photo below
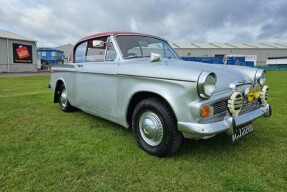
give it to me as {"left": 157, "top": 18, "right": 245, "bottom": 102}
{"left": 13, "top": 43, "right": 33, "bottom": 63}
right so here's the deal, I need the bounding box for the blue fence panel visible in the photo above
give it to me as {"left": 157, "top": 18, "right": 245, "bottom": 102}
{"left": 257, "top": 65, "right": 287, "bottom": 71}
{"left": 182, "top": 57, "right": 224, "bottom": 64}
{"left": 182, "top": 56, "right": 248, "bottom": 66}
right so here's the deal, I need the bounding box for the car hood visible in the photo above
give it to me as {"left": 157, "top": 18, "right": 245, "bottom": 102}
{"left": 118, "top": 59, "right": 258, "bottom": 92}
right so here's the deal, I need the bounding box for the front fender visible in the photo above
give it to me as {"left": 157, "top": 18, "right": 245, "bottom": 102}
{"left": 117, "top": 75, "right": 199, "bottom": 127}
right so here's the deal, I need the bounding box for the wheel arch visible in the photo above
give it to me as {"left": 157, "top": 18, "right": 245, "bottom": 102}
{"left": 54, "top": 79, "right": 65, "bottom": 103}
{"left": 126, "top": 91, "right": 177, "bottom": 128}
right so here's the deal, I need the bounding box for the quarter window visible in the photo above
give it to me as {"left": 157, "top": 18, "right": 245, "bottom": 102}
{"left": 75, "top": 42, "right": 87, "bottom": 63}
{"left": 105, "top": 38, "right": 117, "bottom": 61}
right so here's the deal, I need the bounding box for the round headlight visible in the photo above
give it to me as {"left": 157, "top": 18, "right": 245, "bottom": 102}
{"left": 259, "top": 72, "right": 266, "bottom": 86}
{"left": 198, "top": 72, "right": 217, "bottom": 98}
{"left": 255, "top": 70, "right": 266, "bottom": 86}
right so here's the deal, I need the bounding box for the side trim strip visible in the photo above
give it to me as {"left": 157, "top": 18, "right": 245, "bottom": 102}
{"left": 118, "top": 74, "right": 196, "bottom": 83}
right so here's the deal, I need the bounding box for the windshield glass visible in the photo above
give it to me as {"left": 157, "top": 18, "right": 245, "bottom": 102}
{"left": 116, "top": 35, "right": 180, "bottom": 59}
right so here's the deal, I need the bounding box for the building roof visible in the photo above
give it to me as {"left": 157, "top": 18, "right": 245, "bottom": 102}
{"left": 192, "top": 43, "right": 218, "bottom": 48}
{"left": 55, "top": 44, "right": 74, "bottom": 58}
{"left": 243, "top": 43, "right": 274, "bottom": 48}
{"left": 171, "top": 42, "right": 287, "bottom": 49}
{"left": 261, "top": 43, "right": 287, "bottom": 48}
{"left": 210, "top": 43, "right": 236, "bottom": 48}
{"left": 0, "top": 30, "right": 36, "bottom": 42}
{"left": 172, "top": 42, "right": 199, "bottom": 48}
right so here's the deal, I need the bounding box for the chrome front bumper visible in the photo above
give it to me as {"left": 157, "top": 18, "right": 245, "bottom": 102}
{"left": 178, "top": 104, "right": 271, "bottom": 139}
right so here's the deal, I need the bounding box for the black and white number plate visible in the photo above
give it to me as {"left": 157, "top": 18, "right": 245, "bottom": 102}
{"left": 232, "top": 123, "right": 253, "bottom": 143}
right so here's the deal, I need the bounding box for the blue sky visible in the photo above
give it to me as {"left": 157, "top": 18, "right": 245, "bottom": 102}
{"left": 0, "top": 0, "right": 286, "bottom": 47}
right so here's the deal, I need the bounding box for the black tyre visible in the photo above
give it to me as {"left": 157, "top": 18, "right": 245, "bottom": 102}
{"left": 58, "top": 84, "right": 74, "bottom": 112}
{"left": 132, "top": 97, "right": 182, "bottom": 157}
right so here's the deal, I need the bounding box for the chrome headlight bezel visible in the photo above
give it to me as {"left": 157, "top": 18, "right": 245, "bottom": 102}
{"left": 255, "top": 70, "right": 266, "bottom": 86}
{"left": 198, "top": 72, "right": 217, "bottom": 99}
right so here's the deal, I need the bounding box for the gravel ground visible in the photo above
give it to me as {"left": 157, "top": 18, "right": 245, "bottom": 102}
{"left": 0, "top": 71, "right": 50, "bottom": 78}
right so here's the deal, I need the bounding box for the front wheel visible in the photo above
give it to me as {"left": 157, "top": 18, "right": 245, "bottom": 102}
{"left": 132, "top": 98, "right": 182, "bottom": 157}
{"left": 58, "top": 84, "right": 74, "bottom": 112}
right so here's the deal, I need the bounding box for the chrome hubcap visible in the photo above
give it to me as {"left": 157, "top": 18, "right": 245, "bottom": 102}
{"left": 139, "top": 111, "right": 163, "bottom": 146}
{"left": 60, "top": 89, "right": 68, "bottom": 108}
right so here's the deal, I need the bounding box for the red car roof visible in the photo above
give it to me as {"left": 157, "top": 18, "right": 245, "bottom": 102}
{"left": 77, "top": 31, "right": 165, "bottom": 43}
{"left": 69, "top": 32, "right": 168, "bottom": 62}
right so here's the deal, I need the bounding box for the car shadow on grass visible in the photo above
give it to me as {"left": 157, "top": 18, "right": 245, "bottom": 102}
{"left": 174, "top": 131, "right": 263, "bottom": 161}
{"left": 69, "top": 110, "right": 253, "bottom": 158}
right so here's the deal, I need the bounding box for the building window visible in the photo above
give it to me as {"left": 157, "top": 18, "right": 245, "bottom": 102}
{"left": 42, "top": 52, "right": 46, "bottom": 57}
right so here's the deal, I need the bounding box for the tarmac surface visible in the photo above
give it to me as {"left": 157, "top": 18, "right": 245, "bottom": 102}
{"left": 0, "top": 71, "right": 50, "bottom": 77}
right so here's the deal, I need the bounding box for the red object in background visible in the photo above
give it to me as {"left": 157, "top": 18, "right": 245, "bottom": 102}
{"left": 16, "top": 46, "right": 30, "bottom": 59}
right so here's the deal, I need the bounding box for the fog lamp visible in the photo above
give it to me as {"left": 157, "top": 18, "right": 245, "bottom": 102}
{"left": 228, "top": 92, "right": 243, "bottom": 117}
{"left": 260, "top": 86, "right": 269, "bottom": 105}
{"left": 253, "top": 84, "right": 261, "bottom": 99}
{"left": 245, "top": 87, "right": 255, "bottom": 102}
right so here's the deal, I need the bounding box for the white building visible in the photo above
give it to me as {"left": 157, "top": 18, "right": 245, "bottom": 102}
{"left": 0, "top": 30, "right": 37, "bottom": 73}
{"left": 171, "top": 42, "right": 287, "bottom": 66}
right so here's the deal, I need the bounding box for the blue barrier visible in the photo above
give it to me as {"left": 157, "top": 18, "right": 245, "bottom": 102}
{"left": 257, "top": 65, "right": 287, "bottom": 71}
{"left": 181, "top": 56, "right": 252, "bottom": 66}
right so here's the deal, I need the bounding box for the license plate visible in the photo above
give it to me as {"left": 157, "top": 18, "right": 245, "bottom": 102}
{"left": 232, "top": 123, "right": 253, "bottom": 143}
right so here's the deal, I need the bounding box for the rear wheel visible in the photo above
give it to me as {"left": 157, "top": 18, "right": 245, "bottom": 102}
{"left": 132, "top": 98, "right": 182, "bottom": 157}
{"left": 58, "top": 84, "right": 74, "bottom": 112}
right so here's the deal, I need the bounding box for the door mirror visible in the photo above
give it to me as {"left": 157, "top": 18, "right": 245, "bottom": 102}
{"left": 92, "top": 40, "right": 105, "bottom": 48}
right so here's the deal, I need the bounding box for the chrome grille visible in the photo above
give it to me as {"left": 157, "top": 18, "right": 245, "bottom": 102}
{"left": 210, "top": 97, "right": 260, "bottom": 115}
{"left": 239, "top": 100, "right": 260, "bottom": 115}
{"left": 211, "top": 98, "right": 228, "bottom": 114}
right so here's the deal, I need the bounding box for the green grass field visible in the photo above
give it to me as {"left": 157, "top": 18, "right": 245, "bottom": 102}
{"left": 0, "top": 71, "right": 286, "bottom": 191}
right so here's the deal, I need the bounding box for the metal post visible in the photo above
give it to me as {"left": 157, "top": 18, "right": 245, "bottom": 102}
{"left": 6, "top": 38, "right": 10, "bottom": 72}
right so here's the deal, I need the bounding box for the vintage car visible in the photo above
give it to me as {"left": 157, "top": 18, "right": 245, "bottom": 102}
{"left": 49, "top": 32, "right": 271, "bottom": 157}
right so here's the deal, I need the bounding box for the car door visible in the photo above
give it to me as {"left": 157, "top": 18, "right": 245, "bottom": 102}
{"left": 74, "top": 36, "right": 118, "bottom": 115}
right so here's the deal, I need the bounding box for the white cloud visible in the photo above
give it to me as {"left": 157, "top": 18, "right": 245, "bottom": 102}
{"left": 0, "top": 0, "right": 286, "bottom": 47}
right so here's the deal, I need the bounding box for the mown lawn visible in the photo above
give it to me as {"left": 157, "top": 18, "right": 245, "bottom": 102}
{"left": 0, "top": 71, "right": 286, "bottom": 191}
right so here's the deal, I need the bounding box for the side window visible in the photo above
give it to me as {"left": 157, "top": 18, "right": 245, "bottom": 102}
{"left": 75, "top": 41, "right": 87, "bottom": 63}
{"left": 85, "top": 37, "right": 107, "bottom": 62}
{"left": 105, "top": 38, "right": 117, "bottom": 61}
{"left": 74, "top": 36, "right": 117, "bottom": 63}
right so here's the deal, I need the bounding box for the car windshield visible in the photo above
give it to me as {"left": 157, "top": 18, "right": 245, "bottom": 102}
{"left": 116, "top": 35, "right": 180, "bottom": 59}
